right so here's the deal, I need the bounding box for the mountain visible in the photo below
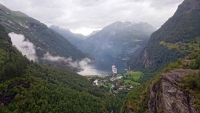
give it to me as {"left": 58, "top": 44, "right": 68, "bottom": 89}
{"left": 130, "top": 0, "right": 200, "bottom": 71}
{"left": 87, "top": 30, "right": 100, "bottom": 37}
{"left": 79, "top": 21, "right": 156, "bottom": 59}
{"left": 49, "top": 25, "right": 87, "bottom": 47}
{"left": 0, "top": 24, "right": 121, "bottom": 112}
{"left": 121, "top": 0, "right": 200, "bottom": 112}
{"left": 0, "top": 4, "right": 89, "bottom": 70}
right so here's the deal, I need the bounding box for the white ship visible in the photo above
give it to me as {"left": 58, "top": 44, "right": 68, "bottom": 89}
{"left": 112, "top": 65, "right": 117, "bottom": 74}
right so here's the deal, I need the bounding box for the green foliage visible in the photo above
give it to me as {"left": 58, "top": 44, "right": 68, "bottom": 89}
{"left": 163, "top": 59, "right": 185, "bottom": 72}
{"left": 190, "top": 60, "right": 199, "bottom": 69}
{"left": 189, "top": 55, "right": 200, "bottom": 69}
{"left": 189, "top": 52, "right": 200, "bottom": 59}
{"left": 183, "top": 73, "right": 200, "bottom": 89}
{"left": 182, "top": 72, "right": 200, "bottom": 110}
{"left": 120, "top": 83, "right": 150, "bottom": 113}
{"left": 196, "top": 56, "right": 200, "bottom": 66}
{"left": 123, "top": 80, "right": 141, "bottom": 85}
{"left": 123, "top": 72, "right": 142, "bottom": 81}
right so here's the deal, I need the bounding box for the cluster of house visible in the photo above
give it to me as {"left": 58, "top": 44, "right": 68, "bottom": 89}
{"left": 93, "top": 65, "right": 119, "bottom": 85}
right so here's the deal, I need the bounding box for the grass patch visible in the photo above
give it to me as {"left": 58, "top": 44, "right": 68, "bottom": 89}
{"left": 105, "top": 83, "right": 112, "bottom": 88}
{"left": 124, "top": 80, "right": 141, "bottom": 86}
{"left": 116, "top": 74, "right": 122, "bottom": 77}
{"left": 124, "top": 71, "right": 142, "bottom": 81}
{"left": 159, "top": 41, "right": 179, "bottom": 50}
{"left": 159, "top": 40, "right": 200, "bottom": 52}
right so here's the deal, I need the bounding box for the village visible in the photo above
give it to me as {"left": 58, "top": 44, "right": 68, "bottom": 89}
{"left": 85, "top": 65, "right": 142, "bottom": 97}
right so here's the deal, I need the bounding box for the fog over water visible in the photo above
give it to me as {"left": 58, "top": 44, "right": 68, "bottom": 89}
{"left": 78, "top": 55, "right": 127, "bottom": 76}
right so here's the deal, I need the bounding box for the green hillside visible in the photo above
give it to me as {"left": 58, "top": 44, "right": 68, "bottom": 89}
{"left": 0, "top": 25, "right": 121, "bottom": 113}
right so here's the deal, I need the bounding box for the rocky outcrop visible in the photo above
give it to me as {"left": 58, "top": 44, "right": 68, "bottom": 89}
{"left": 139, "top": 50, "right": 155, "bottom": 68}
{"left": 149, "top": 69, "right": 198, "bottom": 113}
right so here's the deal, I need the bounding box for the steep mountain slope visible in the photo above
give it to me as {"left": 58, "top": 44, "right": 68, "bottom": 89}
{"left": 122, "top": 56, "right": 200, "bottom": 113}
{"left": 130, "top": 0, "right": 200, "bottom": 71}
{"left": 0, "top": 24, "right": 121, "bottom": 113}
{"left": 79, "top": 21, "right": 156, "bottom": 58}
{"left": 50, "top": 25, "right": 87, "bottom": 47}
{"left": 148, "top": 69, "right": 197, "bottom": 113}
{"left": 0, "top": 4, "right": 88, "bottom": 70}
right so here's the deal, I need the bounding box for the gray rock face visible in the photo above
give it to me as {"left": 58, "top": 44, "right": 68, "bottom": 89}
{"left": 149, "top": 69, "right": 198, "bottom": 113}
{"left": 140, "top": 50, "right": 154, "bottom": 68}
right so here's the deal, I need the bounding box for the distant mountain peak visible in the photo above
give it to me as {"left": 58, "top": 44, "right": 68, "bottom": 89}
{"left": 50, "top": 25, "right": 70, "bottom": 31}
{"left": 49, "top": 25, "right": 87, "bottom": 47}
{"left": 80, "top": 21, "right": 156, "bottom": 58}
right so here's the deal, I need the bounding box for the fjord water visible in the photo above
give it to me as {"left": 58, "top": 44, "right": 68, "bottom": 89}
{"left": 78, "top": 55, "right": 127, "bottom": 75}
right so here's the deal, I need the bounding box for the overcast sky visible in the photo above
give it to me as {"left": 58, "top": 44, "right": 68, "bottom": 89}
{"left": 0, "top": 0, "right": 183, "bottom": 35}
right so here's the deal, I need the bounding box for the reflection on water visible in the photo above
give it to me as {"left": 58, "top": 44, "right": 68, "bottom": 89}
{"left": 78, "top": 55, "right": 127, "bottom": 76}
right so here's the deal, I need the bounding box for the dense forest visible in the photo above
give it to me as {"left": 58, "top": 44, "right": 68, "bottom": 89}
{"left": 0, "top": 25, "right": 121, "bottom": 113}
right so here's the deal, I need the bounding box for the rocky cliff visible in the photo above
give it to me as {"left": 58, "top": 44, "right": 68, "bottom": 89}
{"left": 149, "top": 69, "right": 198, "bottom": 113}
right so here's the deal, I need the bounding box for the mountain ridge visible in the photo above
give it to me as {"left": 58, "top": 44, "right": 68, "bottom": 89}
{"left": 79, "top": 21, "right": 156, "bottom": 59}
{"left": 49, "top": 25, "right": 87, "bottom": 48}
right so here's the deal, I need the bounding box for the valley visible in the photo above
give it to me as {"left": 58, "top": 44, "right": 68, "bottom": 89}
{"left": 1, "top": 0, "right": 200, "bottom": 113}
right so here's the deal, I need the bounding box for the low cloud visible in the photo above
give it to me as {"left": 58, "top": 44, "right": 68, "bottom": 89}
{"left": 77, "top": 58, "right": 104, "bottom": 76}
{"left": 9, "top": 32, "right": 38, "bottom": 61}
{"left": 42, "top": 52, "right": 102, "bottom": 75}
{"left": 42, "top": 52, "right": 72, "bottom": 63}
{"left": 77, "top": 64, "right": 105, "bottom": 76}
